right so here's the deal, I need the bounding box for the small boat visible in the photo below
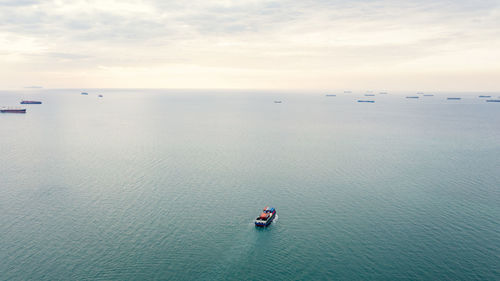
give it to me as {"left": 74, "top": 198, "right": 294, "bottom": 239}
{"left": 1, "top": 107, "right": 26, "bottom": 113}
{"left": 486, "top": 99, "right": 500, "bottom": 103}
{"left": 81, "top": 92, "right": 88, "bottom": 95}
{"left": 274, "top": 101, "right": 282, "bottom": 103}
{"left": 364, "top": 94, "right": 375, "bottom": 96}
{"left": 479, "top": 95, "right": 491, "bottom": 98}
{"left": 406, "top": 96, "right": 419, "bottom": 99}
{"left": 447, "top": 97, "right": 461, "bottom": 100}
{"left": 357, "top": 100, "right": 375, "bottom": 103}
{"left": 325, "top": 94, "right": 336, "bottom": 97}
{"left": 255, "top": 206, "right": 276, "bottom": 227}
{"left": 20, "top": 100, "right": 42, "bottom": 104}
{"left": 98, "top": 94, "right": 103, "bottom": 98}
{"left": 423, "top": 94, "right": 434, "bottom": 97}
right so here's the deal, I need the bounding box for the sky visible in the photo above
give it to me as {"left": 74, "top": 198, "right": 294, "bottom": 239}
{"left": 0, "top": 0, "right": 499, "bottom": 91}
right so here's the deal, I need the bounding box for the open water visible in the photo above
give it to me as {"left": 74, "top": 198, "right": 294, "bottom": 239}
{"left": 1, "top": 89, "right": 499, "bottom": 280}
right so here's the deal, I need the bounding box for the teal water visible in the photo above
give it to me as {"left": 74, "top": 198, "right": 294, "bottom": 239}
{"left": 1, "top": 89, "right": 499, "bottom": 280}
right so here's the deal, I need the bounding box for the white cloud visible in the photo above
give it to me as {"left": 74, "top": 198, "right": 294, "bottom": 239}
{"left": 0, "top": 0, "right": 499, "bottom": 90}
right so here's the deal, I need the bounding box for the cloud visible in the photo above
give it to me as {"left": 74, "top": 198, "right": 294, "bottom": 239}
{"left": 0, "top": 0, "right": 499, "bottom": 90}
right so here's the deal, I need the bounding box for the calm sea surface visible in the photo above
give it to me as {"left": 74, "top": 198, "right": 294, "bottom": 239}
{"left": 1, "top": 89, "right": 499, "bottom": 280}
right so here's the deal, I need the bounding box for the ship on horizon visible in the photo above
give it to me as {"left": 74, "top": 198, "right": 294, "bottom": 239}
{"left": 1, "top": 107, "right": 26, "bottom": 113}
{"left": 20, "top": 100, "right": 42, "bottom": 104}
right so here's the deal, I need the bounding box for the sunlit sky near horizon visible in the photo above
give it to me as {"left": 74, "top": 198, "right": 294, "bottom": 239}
{"left": 1, "top": 0, "right": 499, "bottom": 91}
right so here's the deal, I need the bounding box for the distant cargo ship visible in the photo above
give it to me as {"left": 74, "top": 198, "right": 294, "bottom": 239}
{"left": 81, "top": 92, "right": 88, "bottom": 95}
{"left": 274, "top": 100, "right": 282, "bottom": 103}
{"left": 1, "top": 107, "right": 26, "bottom": 113}
{"left": 358, "top": 100, "right": 375, "bottom": 103}
{"left": 325, "top": 94, "right": 336, "bottom": 97}
{"left": 486, "top": 99, "right": 500, "bottom": 103}
{"left": 20, "top": 100, "right": 42, "bottom": 104}
{"left": 478, "top": 95, "right": 491, "bottom": 98}
{"left": 365, "top": 94, "right": 375, "bottom": 96}
{"left": 447, "top": 97, "right": 461, "bottom": 100}
{"left": 406, "top": 96, "right": 419, "bottom": 99}
{"left": 423, "top": 94, "right": 434, "bottom": 97}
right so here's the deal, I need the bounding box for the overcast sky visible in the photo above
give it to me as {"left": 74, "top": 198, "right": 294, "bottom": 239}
{"left": 1, "top": 0, "right": 499, "bottom": 90}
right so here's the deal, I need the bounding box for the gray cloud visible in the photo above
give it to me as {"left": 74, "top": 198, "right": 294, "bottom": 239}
{"left": 0, "top": 0, "right": 499, "bottom": 89}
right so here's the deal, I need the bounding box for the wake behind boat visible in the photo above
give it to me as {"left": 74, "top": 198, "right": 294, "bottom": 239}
{"left": 255, "top": 207, "right": 276, "bottom": 227}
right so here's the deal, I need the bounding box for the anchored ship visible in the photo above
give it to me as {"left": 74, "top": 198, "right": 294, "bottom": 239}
{"left": 20, "top": 100, "right": 42, "bottom": 104}
{"left": 1, "top": 107, "right": 26, "bottom": 113}
{"left": 255, "top": 207, "right": 276, "bottom": 227}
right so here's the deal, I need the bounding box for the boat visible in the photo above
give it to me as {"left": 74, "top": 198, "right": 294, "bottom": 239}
{"left": 364, "top": 94, "right": 375, "bottom": 96}
{"left": 325, "top": 94, "right": 336, "bottom": 97}
{"left": 447, "top": 97, "right": 461, "bottom": 100}
{"left": 479, "top": 95, "right": 491, "bottom": 98}
{"left": 1, "top": 107, "right": 26, "bottom": 113}
{"left": 423, "top": 94, "right": 434, "bottom": 97}
{"left": 98, "top": 94, "right": 103, "bottom": 97}
{"left": 274, "top": 101, "right": 282, "bottom": 103}
{"left": 379, "top": 92, "right": 388, "bottom": 95}
{"left": 406, "top": 96, "right": 419, "bottom": 99}
{"left": 20, "top": 100, "right": 42, "bottom": 104}
{"left": 486, "top": 99, "right": 500, "bottom": 103}
{"left": 255, "top": 206, "right": 276, "bottom": 227}
{"left": 81, "top": 92, "right": 88, "bottom": 95}
{"left": 357, "top": 100, "right": 375, "bottom": 103}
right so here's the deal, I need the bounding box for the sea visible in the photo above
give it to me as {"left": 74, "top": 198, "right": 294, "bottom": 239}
{"left": 1, "top": 89, "right": 499, "bottom": 280}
